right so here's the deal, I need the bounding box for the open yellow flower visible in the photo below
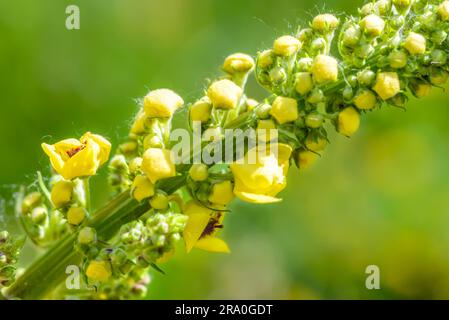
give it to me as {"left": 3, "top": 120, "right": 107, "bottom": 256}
{"left": 183, "top": 200, "right": 230, "bottom": 253}
{"left": 230, "top": 143, "right": 292, "bottom": 204}
{"left": 41, "top": 132, "right": 111, "bottom": 180}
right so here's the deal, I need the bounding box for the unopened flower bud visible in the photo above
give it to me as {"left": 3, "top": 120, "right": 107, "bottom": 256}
{"left": 305, "top": 113, "right": 324, "bottom": 128}
{"left": 269, "top": 67, "right": 287, "bottom": 84}
{"left": 404, "top": 32, "right": 426, "bottom": 55}
{"left": 31, "top": 207, "right": 48, "bottom": 225}
{"left": 208, "top": 181, "right": 234, "bottom": 205}
{"left": 297, "top": 28, "right": 314, "bottom": 42}
{"left": 270, "top": 96, "right": 299, "bottom": 124}
{"left": 246, "top": 98, "right": 259, "bottom": 111}
{"left": 78, "top": 227, "right": 96, "bottom": 245}
{"left": 355, "top": 43, "right": 375, "bottom": 59}
{"left": 295, "top": 72, "right": 314, "bottom": 95}
{"left": 357, "top": 69, "right": 376, "bottom": 86}
{"left": 67, "top": 206, "right": 87, "bottom": 225}
{"left": 273, "top": 35, "right": 302, "bottom": 56}
{"left": 295, "top": 150, "right": 319, "bottom": 169}
{"left": 388, "top": 50, "right": 408, "bottom": 69}
{"left": 257, "top": 50, "right": 274, "bottom": 68}
{"left": 373, "top": 72, "right": 400, "bottom": 100}
{"left": 190, "top": 97, "right": 212, "bottom": 123}
{"left": 223, "top": 53, "right": 255, "bottom": 74}
{"left": 22, "top": 192, "right": 43, "bottom": 214}
{"left": 311, "top": 55, "right": 339, "bottom": 84}
{"left": 86, "top": 260, "right": 111, "bottom": 282}
{"left": 110, "top": 248, "right": 128, "bottom": 266}
{"left": 430, "top": 69, "right": 449, "bottom": 86}
{"left": 143, "top": 134, "right": 163, "bottom": 150}
{"left": 143, "top": 89, "right": 184, "bottom": 118}
{"left": 130, "top": 110, "right": 147, "bottom": 135}
{"left": 150, "top": 192, "right": 169, "bottom": 210}
{"left": 360, "top": 14, "right": 385, "bottom": 37}
{"left": 310, "top": 38, "right": 327, "bottom": 52}
{"left": 342, "top": 25, "right": 362, "bottom": 47}
{"left": 109, "top": 154, "right": 128, "bottom": 173}
{"left": 374, "top": 0, "right": 391, "bottom": 15}
{"left": 438, "top": 1, "right": 449, "bottom": 21}
{"left": 388, "top": 92, "right": 408, "bottom": 107}
{"left": 142, "top": 148, "right": 176, "bottom": 184}
{"left": 297, "top": 57, "right": 314, "bottom": 72}
{"left": 431, "top": 49, "right": 447, "bottom": 66}
{"left": 393, "top": 0, "right": 410, "bottom": 9}
{"left": 256, "top": 103, "right": 272, "bottom": 119}
{"left": 360, "top": 2, "right": 374, "bottom": 16}
{"left": 338, "top": 107, "right": 360, "bottom": 137}
{"left": 305, "top": 135, "right": 327, "bottom": 152}
{"left": 312, "top": 14, "right": 339, "bottom": 32}
{"left": 307, "top": 88, "right": 325, "bottom": 104}
{"left": 119, "top": 141, "right": 138, "bottom": 156}
{"left": 189, "top": 164, "right": 209, "bottom": 182}
{"left": 431, "top": 30, "right": 447, "bottom": 45}
{"left": 50, "top": 180, "right": 73, "bottom": 209}
{"left": 409, "top": 81, "right": 432, "bottom": 98}
{"left": 129, "top": 157, "right": 143, "bottom": 174}
{"left": 0, "top": 231, "right": 8, "bottom": 243}
{"left": 207, "top": 79, "right": 243, "bottom": 110}
{"left": 354, "top": 89, "right": 377, "bottom": 110}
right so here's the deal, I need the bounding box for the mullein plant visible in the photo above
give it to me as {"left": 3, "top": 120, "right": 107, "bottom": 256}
{"left": 1, "top": 0, "right": 449, "bottom": 299}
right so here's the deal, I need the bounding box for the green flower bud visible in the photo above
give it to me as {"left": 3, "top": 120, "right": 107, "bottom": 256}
{"left": 357, "top": 69, "right": 376, "bottom": 86}
{"left": 305, "top": 113, "right": 324, "bottom": 128}
{"left": 0, "top": 231, "right": 9, "bottom": 243}
{"left": 360, "top": 2, "right": 374, "bottom": 16}
{"left": 307, "top": 88, "right": 325, "bottom": 104}
{"left": 257, "top": 50, "right": 274, "bottom": 69}
{"left": 431, "top": 30, "right": 447, "bottom": 45}
{"left": 189, "top": 164, "right": 209, "bottom": 182}
{"left": 431, "top": 49, "right": 447, "bottom": 66}
{"left": 0, "top": 253, "right": 7, "bottom": 265}
{"left": 109, "top": 154, "right": 128, "bottom": 173}
{"left": 342, "top": 25, "right": 362, "bottom": 47}
{"left": 388, "top": 92, "right": 408, "bottom": 107}
{"left": 296, "top": 57, "right": 314, "bottom": 72}
{"left": 355, "top": 43, "right": 375, "bottom": 59}
{"left": 374, "top": 0, "right": 391, "bottom": 15}
{"left": 310, "top": 38, "right": 327, "bottom": 52}
{"left": 78, "top": 227, "right": 96, "bottom": 245}
{"left": 269, "top": 66, "right": 287, "bottom": 84}
{"left": 143, "top": 134, "right": 164, "bottom": 150}
{"left": 256, "top": 103, "right": 272, "bottom": 119}
{"left": 297, "top": 28, "right": 313, "bottom": 42}
{"left": 430, "top": 68, "right": 449, "bottom": 86}
{"left": 388, "top": 50, "right": 408, "bottom": 69}
{"left": 343, "top": 86, "right": 354, "bottom": 101}
{"left": 31, "top": 206, "right": 48, "bottom": 225}
{"left": 348, "top": 75, "right": 358, "bottom": 87}
{"left": 22, "top": 192, "right": 42, "bottom": 214}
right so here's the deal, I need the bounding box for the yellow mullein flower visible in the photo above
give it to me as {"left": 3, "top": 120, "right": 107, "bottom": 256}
{"left": 143, "top": 88, "right": 184, "bottom": 118}
{"left": 207, "top": 79, "right": 243, "bottom": 110}
{"left": 183, "top": 200, "right": 230, "bottom": 253}
{"left": 270, "top": 96, "right": 298, "bottom": 124}
{"left": 273, "top": 35, "right": 302, "bottom": 56}
{"left": 354, "top": 89, "right": 377, "bottom": 110}
{"left": 190, "top": 97, "right": 212, "bottom": 123}
{"left": 41, "top": 132, "right": 111, "bottom": 180}
{"left": 404, "top": 32, "right": 426, "bottom": 55}
{"left": 311, "top": 55, "right": 339, "bottom": 84}
{"left": 50, "top": 180, "right": 73, "bottom": 208}
{"left": 86, "top": 260, "right": 112, "bottom": 282}
{"left": 257, "top": 49, "right": 274, "bottom": 68}
{"left": 373, "top": 72, "right": 400, "bottom": 100}
{"left": 141, "top": 148, "right": 176, "bottom": 184}
{"left": 131, "top": 175, "right": 155, "bottom": 202}
{"left": 222, "top": 53, "right": 255, "bottom": 74}
{"left": 208, "top": 181, "right": 234, "bottom": 205}
{"left": 230, "top": 143, "right": 292, "bottom": 204}
{"left": 338, "top": 107, "right": 360, "bottom": 137}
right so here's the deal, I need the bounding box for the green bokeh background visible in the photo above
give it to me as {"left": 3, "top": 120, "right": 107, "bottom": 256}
{"left": 1, "top": 0, "right": 449, "bottom": 299}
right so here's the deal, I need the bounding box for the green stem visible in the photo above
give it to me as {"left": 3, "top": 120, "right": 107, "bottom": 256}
{"left": 83, "top": 177, "right": 91, "bottom": 213}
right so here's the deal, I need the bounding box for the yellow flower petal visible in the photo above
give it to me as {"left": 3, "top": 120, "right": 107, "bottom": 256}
{"left": 141, "top": 148, "right": 176, "bottom": 184}
{"left": 183, "top": 212, "right": 211, "bottom": 253}
{"left": 80, "top": 132, "right": 111, "bottom": 165}
{"left": 194, "top": 237, "right": 230, "bottom": 253}
{"left": 234, "top": 190, "right": 282, "bottom": 204}
{"left": 62, "top": 138, "right": 100, "bottom": 180}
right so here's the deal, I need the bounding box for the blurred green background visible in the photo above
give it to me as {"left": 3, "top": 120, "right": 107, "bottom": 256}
{"left": 1, "top": 0, "right": 449, "bottom": 299}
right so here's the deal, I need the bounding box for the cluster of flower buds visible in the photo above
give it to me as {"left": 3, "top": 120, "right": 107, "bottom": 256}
{"left": 0, "top": 231, "right": 24, "bottom": 288}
